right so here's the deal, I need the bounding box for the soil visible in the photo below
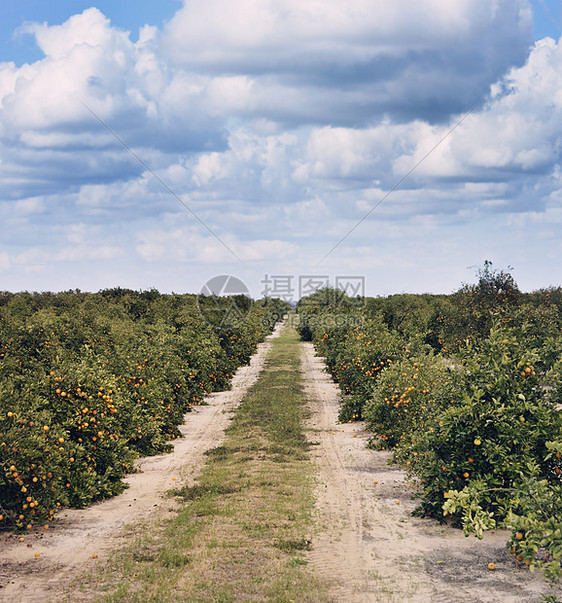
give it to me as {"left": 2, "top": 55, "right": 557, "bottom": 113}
{"left": 1, "top": 329, "right": 561, "bottom": 602}
{"left": 301, "top": 341, "right": 562, "bottom": 602}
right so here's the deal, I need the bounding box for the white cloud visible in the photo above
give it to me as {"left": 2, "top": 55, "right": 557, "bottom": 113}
{"left": 163, "top": 0, "right": 532, "bottom": 124}
{"left": 1, "top": 2, "right": 562, "bottom": 295}
{"left": 54, "top": 245, "right": 124, "bottom": 262}
{"left": 21, "top": 9, "right": 118, "bottom": 60}
{"left": 192, "top": 153, "right": 226, "bottom": 186}
{"left": 0, "top": 251, "right": 11, "bottom": 272}
{"left": 3, "top": 10, "right": 133, "bottom": 131}
{"left": 373, "top": 34, "right": 562, "bottom": 209}
{"left": 164, "top": 0, "right": 530, "bottom": 67}
{"left": 135, "top": 226, "right": 298, "bottom": 264}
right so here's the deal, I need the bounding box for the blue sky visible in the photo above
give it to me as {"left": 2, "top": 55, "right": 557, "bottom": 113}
{"left": 1, "top": 1, "right": 182, "bottom": 64}
{"left": 0, "top": 1, "right": 561, "bottom": 298}
{"left": 533, "top": 0, "right": 562, "bottom": 38}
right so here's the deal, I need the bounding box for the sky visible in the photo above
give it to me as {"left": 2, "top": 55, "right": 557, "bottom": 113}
{"left": 0, "top": 1, "right": 562, "bottom": 299}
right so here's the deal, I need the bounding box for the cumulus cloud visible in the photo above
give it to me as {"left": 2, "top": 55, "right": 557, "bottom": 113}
{"left": 135, "top": 225, "right": 298, "bottom": 264}
{"left": 0, "top": 8, "right": 225, "bottom": 157}
{"left": 3, "top": 10, "right": 133, "bottom": 131}
{"left": 0, "top": 2, "right": 561, "bottom": 294}
{"left": 163, "top": 0, "right": 533, "bottom": 124}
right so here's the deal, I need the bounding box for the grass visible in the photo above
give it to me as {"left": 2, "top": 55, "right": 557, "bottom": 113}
{"left": 85, "top": 324, "right": 327, "bottom": 602}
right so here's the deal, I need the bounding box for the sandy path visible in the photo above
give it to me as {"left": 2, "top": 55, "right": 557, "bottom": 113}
{"left": 301, "top": 342, "right": 561, "bottom": 603}
{"left": 0, "top": 325, "right": 282, "bottom": 602}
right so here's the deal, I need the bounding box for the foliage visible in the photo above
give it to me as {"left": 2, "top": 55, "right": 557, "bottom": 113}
{"left": 0, "top": 289, "right": 288, "bottom": 530}
{"left": 364, "top": 353, "right": 464, "bottom": 449}
{"left": 297, "top": 266, "right": 562, "bottom": 584}
{"left": 444, "top": 464, "right": 562, "bottom": 584}
{"left": 410, "top": 327, "right": 562, "bottom": 521}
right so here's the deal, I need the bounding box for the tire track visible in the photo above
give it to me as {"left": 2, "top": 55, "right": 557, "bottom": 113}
{"left": 301, "top": 342, "right": 371, "bottom": 602}
{"left": 301, "top": 341, "right": 560, "bottom": 603}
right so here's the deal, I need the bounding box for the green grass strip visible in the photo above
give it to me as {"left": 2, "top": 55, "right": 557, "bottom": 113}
{"left": 86, "top": 324, "right": 326, "bottom": 602}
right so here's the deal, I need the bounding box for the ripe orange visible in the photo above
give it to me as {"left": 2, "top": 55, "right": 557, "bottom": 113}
{"left": 515, "top": 532, "right": 524, "bottom": 540}
{"left": 488, "top": 563, "right": 496, "bottom": 571}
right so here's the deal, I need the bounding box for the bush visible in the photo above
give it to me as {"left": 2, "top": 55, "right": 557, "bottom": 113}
{"left": 0, "top": 290, "right": 286, "bottom": 530}
{"left": 364, "top": 353, "right": 463, "bottom": 450}
{"left": 410, "top": 328, "right": 562, "bottom": 521}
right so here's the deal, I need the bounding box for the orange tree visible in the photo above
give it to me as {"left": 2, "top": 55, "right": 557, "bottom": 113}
{"left": 297, "top": 289, "right": 408, "bottom": 421}
{"left": 364, "top": 353, "right": 464, "bottom": 450}
{"left": 0, "top": 289, "right": 285, "bottom": 530}
{"left": 298, "top": 278, "right": 562, "bottom": 583}
{"left": 431, "top": 261, "right": 521, "bottom": 352}
{"left": 329, "top": 320, "right": 407, "bottom": 422}
{"left": 406, "top": 327, "right": 562, "bottom": 520}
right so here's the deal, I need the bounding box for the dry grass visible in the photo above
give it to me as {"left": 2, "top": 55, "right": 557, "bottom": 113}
{"left": 83, "top": 325, "right": 327, "bottom": 602}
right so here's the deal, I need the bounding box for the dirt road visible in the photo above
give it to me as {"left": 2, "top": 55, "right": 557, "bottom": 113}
{"left": 1, "top": 329, "right": 561, "bottom": 602}
{"left": 0, "top": 325, "right": 281, "bottom": 602}
{"left": 302, "top": 341, "right": 561, "bottom": 603}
